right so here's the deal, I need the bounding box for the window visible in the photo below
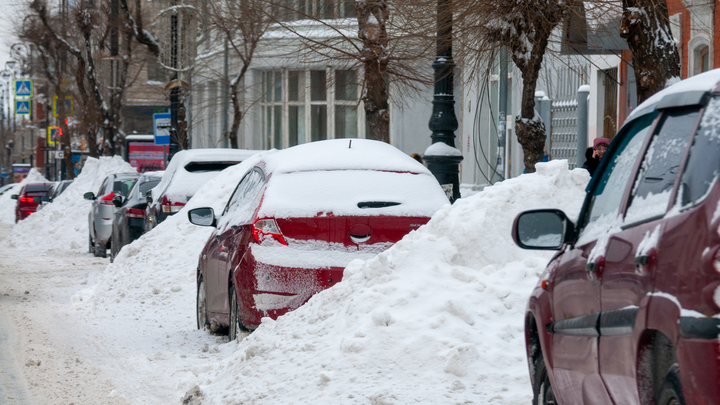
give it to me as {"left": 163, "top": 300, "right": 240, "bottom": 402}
{"left": 678, "top": 98, "right": 720, "bottom": 208}
{"left": 581, "top": 112, "right": 656, "bottom": 235}
{"left": 693, "top": 45, "right": 711, "bottom": 76}
{"left": 277, "top": 0, "right": 355, "bottom": 21}
{"left": 625, "top": 107, "right": 699, "bottom": 223}
{"left": 260, "top": 68, "right": 359, "bottom": 148}
{"left": 147, "top": 56, "right": 164, "bottom": 82}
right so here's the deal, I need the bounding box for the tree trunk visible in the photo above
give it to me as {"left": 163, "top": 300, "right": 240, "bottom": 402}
{"left": 363, "top": 61, "right": 390, "bottom": 142}
{"left": 620, "top": 0, "right": 680, "bottom": 103}
{"left": 514, "top": 42, "right": 550, "bottom": 173}
{"left": 356, "top": 0, "right": 390, "bottom": 143}
{"left": 229, "top": 82, "right": 242, "bottom": 149}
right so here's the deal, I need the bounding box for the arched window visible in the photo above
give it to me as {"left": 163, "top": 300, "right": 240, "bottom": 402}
{"left": 693, "top": 45, "right": 711, "bottom": 75}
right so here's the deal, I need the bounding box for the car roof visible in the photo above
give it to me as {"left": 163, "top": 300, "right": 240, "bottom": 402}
{"left": 169, "top": 149, "right": 263, "bottom": 166}
{"left": 259, "top": 139, "right": 431, "bottom": 175}
{"left": 626, "top": 68, "right": 720, "bottom": 123}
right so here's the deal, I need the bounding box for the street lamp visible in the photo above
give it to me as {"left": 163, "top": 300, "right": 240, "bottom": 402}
{"left": 424, "top": 0, "right": 463, "bottom": 202}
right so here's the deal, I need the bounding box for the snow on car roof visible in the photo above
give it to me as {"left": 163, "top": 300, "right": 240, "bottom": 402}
{"left": 261, "top": 138, "right": 431, "bottom": 175}
{"left": 627, "top": 68, "right": 720, "bottom": 123}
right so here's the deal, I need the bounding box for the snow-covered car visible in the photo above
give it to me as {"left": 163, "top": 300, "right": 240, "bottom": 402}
{"left": 84, "top": 173, "right": 139, "bottom": 257}
{"left": 145, "top": 149, "right": 261, "bottom": 232}
{"left": 188, "top": 139, "right": 449, "bottom": 339}
{"left": 36, "top": 180, "right": 73, "bottom": 211}
{"left": 512, "top": 69, "right": 720, "bottom": 404}
{"left": 0, "top": 183, "right": 21, "bottom": 197}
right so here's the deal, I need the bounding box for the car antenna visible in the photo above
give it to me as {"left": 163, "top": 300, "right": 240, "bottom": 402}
{"left": 349, "top": 139, "right": 352, "bottom": 148}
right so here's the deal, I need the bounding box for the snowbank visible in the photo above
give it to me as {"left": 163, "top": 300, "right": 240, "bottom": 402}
{"left": 183, "top": 160, "right": 590, "bottom": 404}
{"left": 75, "top": 153, "right": 269, "bottom": 320}
{"left": 0, "top": 168, "right": 48, "bottom": 225}
{"left": 4, "top": 156, "right": 136, "bottom": 251}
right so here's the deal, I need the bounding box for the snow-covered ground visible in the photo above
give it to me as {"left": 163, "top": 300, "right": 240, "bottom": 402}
{"left": 0, "top": 157, "right": 589, "bottom": 404}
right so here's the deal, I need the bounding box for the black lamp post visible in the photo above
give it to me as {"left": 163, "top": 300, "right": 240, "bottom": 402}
{"left": 424, "top": 0, "right": 463, "bottom": 202}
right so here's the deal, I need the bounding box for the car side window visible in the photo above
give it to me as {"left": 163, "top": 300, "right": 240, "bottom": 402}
{"left": 220, "top": 169, "right": 265, "bottom": 227}
{"left": 98, "top": 178, "right": 109, "bottom": 196}
{"left": 625, "top": 106, "right": 700, "bottom": 223}
{"left": 678, "top": 98, "right": 720, "bottom": 209}
{"left": 580, "top": 112, "right": 656, "bottom": 238}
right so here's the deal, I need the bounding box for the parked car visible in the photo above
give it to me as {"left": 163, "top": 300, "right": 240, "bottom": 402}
{"left": 109, "top": 173, "right": 162, "bottom": 262}
{"left": 512, "top": 70, "right": 720, "bottom": 405}
{"left": 145, "top": 149, "right": 261, "bottom": 231}
{"left": 84, "top": 173, "right": 138, "bottom": 257}
{"left": 36, "top": 180, "right": 74, "bottom": 210}
{"left": 0, "top": 183, "right": 21, "bottom": 197}
{"left": 189, "top": 139, "right": 449, "bottom": 340}
{"left": 11, "top": 183, "right": 54, "bottom": 222}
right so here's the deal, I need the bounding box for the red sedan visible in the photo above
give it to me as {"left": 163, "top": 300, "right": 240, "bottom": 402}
{"left": 189, "top": 139, "right": 449, "bottom": 339}
{"left": 12, "top": 183, "right": 54, "bottom": 222}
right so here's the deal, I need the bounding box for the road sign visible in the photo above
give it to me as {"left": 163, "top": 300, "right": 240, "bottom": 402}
{"left": 15, "top": 79, "right": 33, "bottom": 97}
{"left": 47, "top": 126, "right": 61, "bottom": 145}
{"left": 153, "top": 113, "right": 171, "bottom": 145}
{"left": 53, "top": 96, "right": 74, "bottom": 117}
{"left": 55, "top": 150, "right": 64, "bottom": 159}
{"left": 15, "top": 100, "right": 30, "bottom": 115}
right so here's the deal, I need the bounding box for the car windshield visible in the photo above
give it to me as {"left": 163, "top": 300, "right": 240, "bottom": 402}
{"left": 258, "top": 170, "right": 448, "bottom": 218}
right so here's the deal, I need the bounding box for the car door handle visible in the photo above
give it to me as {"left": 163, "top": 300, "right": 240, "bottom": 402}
{"left": 585, "top": 256, "right": 605, "bottom": 276}
{"left": 634, "top": 248, "right": 656, "bottom": 267}
{"left": 214, "top": 234, "right": 220, "bottom": 241}
{"left": 586, "top": 262, "right": 598, "bottom": 272}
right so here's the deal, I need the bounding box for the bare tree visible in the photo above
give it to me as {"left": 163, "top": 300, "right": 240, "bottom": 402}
{"left": 620, "top": 0, "right": 680, "bottom": 103}
{"left": 272, "top": 0, "right": 436, "bottom": 143}
{"left": 457, "top": 0, "right": 572, "bottom": 173}
{"left": 204, "top": 0, "right": 272, "bottom": 148}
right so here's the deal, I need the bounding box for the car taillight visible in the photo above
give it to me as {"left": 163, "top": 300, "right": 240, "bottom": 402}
{"left": 99, "top": 192, "right": 115, "bottom": 205}
{"left": 127, "top": 208, "right": 145, "bottom": 219}
{"left": 252, "top": 218, "right": 287, "bottom": 245}
{"left": 19, "top": 196, "right": 33, "bottom": 203}
{"left": 161, "top": 195, "right": 185, "bottom": 213}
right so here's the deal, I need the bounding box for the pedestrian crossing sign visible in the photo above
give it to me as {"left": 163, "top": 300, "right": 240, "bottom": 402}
{"left": 15, "top": 79, "right": 32, "bottom": 98}
{"left": 53, "top": 96, "right": 74, "bottom": 117}
{"left": 47, "top": 126, "right": 61, "bottom": 145}
{"left": 15, "top": 100, "right": 30, "bottom": 115}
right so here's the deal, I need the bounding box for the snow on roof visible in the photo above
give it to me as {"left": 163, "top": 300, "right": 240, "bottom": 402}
{"left": 627, "top": 68, "right": 720, "bottom": 123}
{"left": 261, "top": 139, "right": 430, "bottom": 175}
{"left": 125, "top": 134, "right": 155, "bottom": 142}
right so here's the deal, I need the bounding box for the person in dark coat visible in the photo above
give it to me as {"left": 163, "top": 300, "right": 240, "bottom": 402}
{"left": 582, "top": 137, "right": 610, "bottom": 176}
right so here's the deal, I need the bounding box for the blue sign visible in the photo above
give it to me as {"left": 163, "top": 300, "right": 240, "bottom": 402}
{"left": 15, "top": 100, "right": 30, "bottom": 115}
{"left": 15, "top": 79, "right": 32, "bottom": 97}
{"left": 153, "top": 113, "right": 172, "bottom": 145}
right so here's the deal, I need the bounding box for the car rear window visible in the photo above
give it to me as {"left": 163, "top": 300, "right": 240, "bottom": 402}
{"left": 140, "top": 180, "right": 160, "bottom": 195}
{"left": 25, "top": 184, "right": 52, "bottom": 194}
{"left": 258, "top": 170, "right": 448, "bottom": 218}
{"left": 114, "top": 180, "right": 137, "bottom": 197}
{"left": 184, "top": 161, "right": 240, "bottom": 172}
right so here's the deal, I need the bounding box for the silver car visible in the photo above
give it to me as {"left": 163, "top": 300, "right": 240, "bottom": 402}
{"left": 84, "top": 173, "right": 138, "bottom": 257}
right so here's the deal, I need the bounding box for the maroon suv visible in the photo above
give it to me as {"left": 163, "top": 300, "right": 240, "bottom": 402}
{"left": 12, "top": 183, "right": 54, "bottom": 222}
{"left": 513, "top": 70, "right": 720, "bottom": 405}
{"left": 189, "top": 139, "right": 449, "bottom": 340}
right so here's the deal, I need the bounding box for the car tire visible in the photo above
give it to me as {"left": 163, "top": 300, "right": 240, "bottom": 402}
{"left": 197, "top": 276, "right": 209, "bottom": 331}
{"left": 657, "top": 364, "right": 685, "bottom": 405}
{"left": 94, "top": 238, "right": 107, "bottom": 258}
{"left": 228, "top": 285, "right": 249, "bottom": 340}
{"left": 88, "top": 234, "right": 94, "bottom": 254}
{"left": 109, "top": 238, "right": 115, "bottom": 263}
{"left": 532, "top": 355, "right": 556, "bottom": 405}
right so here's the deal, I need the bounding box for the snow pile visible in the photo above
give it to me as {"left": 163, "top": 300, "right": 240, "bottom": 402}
{"left": 4, "top": 156, "right": 136, "bottom": 251}
{"left": 186, "top": 160, "right": 590, "bottom": 404}
{"left": 0, "top": 168, "right": 48, "bottom": 225}
{"left": 75, "top": 154, "right": 269, "bottom": 320}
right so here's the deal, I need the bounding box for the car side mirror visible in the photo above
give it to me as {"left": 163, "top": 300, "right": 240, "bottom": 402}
{"left": 512, "top": 209, "right": 575, "bottom": 250}
{"left": 188, "top": 207, "right": 216, "bottom": 227}
{"left": 10, "top": 194, "right": 18, "bottom": 200}
{"left": 84, "top": 192, "right": 96, "bottom": 201}
{"left": 33, "top": 197, "right": 41, "bottom": 203}
{"left": 111, "top": 195, "right": 124, "bottom": 208}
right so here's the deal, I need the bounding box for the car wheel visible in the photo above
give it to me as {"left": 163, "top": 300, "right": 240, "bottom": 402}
{"left": 88, "top": 234, "right": 94, "bottom": 254}
{"left": 94, "top": 238, "right": 107, "bottom": 258}
{"left": 197, "top": 276, "right": 209, "bottom": 331}
{"left": 109, "top": 238, "right": 115, "bottom": 263}
{"left": 657, "top": 364, "right": 685, "bottom": 405}
{"left": 532, "top": 355, "right": 556, "bottom": 405}
{"left": 228, "top": 285, "right": 249, "bottom": 340}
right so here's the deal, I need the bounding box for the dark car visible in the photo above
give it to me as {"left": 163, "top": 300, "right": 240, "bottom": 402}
{"left": 37, "top": 180, "right": 74, "bottom": 210}
{"left": 189, "top": 139, "right": 449, "bottom": 340}
{"left": 85, "top": 173, "right": 139, "bottom": 257}
{"left": 12, "top": 183, "right": 54, "bottom": 222}
{"left": 109, "top": 173, "right": 162, "bottom": 262}
{"left": 145, "top": 149, "right": 261, "bottom": 232}
{"left": 512, "top": 70, "right": 720, "bottom": 404}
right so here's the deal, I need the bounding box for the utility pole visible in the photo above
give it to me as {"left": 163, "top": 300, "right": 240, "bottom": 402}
{"left": 424, "top": 0, "right": 463, "bottom": 202}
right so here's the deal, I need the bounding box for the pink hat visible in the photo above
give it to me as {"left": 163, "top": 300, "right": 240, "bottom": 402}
{"left": 593, "top": 137, "right": 611, "bottom": 148}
